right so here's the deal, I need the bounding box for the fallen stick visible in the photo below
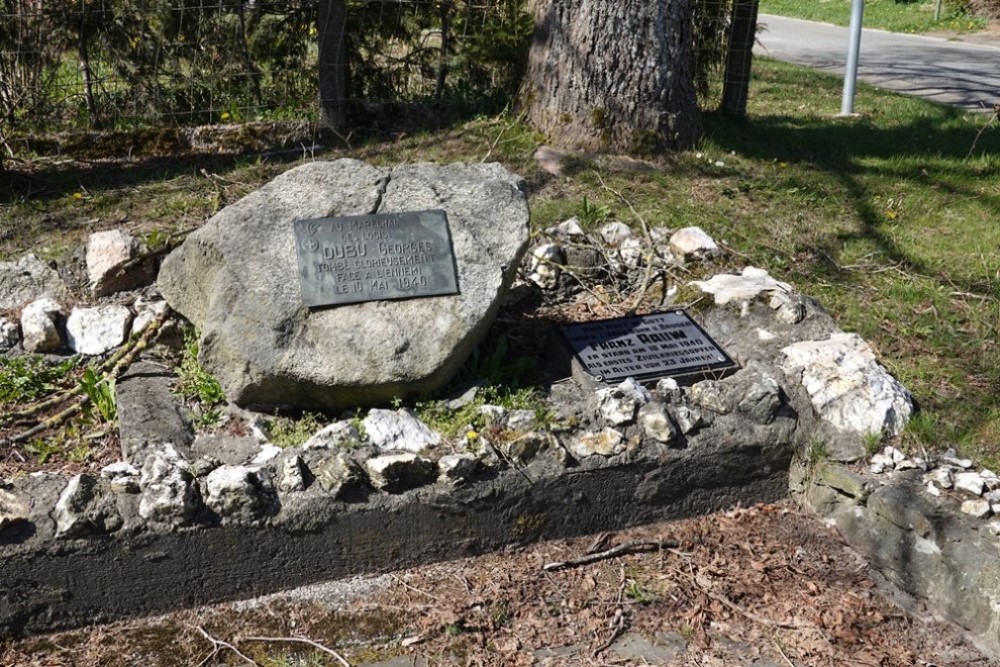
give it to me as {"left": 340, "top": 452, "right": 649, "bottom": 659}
{"left": 543, "top": 539, "right": 680, "bottom": 572}
{"left": 241, "top": 636, "right": 351, "bottom": 667}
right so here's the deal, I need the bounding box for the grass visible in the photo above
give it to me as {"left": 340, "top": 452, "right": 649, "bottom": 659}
{"left": 760, "top": 0, "right": 988, "bottom": 33}
{"left": 2, "top": 56, "right": 998, "bottom": 467}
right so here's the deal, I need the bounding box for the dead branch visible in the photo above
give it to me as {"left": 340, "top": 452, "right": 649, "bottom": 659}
{"left": 241, "top": 636, "right": 351, "bottom": 667}
{"left": 191, "top": 625, "right": 261, "bottom": 667}
{"left": 542, "top": 539, "right": 680, "bottom": 572}
{"left": 671, "top": 566, "right": 808, "bottom": 631}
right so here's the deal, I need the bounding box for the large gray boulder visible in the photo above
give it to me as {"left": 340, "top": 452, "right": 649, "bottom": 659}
{"left": 158, "top": 159, "right": 529, "bottom": 411}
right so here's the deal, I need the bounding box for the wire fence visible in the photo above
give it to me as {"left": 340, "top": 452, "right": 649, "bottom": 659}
{"left": 0, "top": 0, "right": 739, "bottom": 144}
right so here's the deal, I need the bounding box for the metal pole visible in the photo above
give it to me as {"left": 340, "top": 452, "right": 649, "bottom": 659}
{"left": 934, "top": 0, "right": 943, "bottom": 21}
{"left": 840, "top": 0, "right": 865, "bottom": 116}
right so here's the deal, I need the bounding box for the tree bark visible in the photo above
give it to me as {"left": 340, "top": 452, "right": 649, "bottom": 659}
{"left": 317, "top": 0, "right": 348, "bottom": 130}
{"left": 521, "top": 0, "right": 701, "bottom": 153}
{"left": 720, "top": 0, "right": 759, "bottom": 116}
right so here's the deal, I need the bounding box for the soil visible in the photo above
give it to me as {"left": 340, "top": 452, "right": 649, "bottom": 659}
{"left": 2, "top": 501, "right": 992, "bottom": 666}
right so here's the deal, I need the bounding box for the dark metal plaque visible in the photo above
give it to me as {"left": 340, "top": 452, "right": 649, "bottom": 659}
{"left": 294, "top": 209, "right": 459, "bottom": 307}
{"left": 559, "top": 310, "right": 736, "bottom": 383}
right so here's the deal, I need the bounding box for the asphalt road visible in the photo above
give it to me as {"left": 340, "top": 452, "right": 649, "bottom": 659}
{"left": 754, "top": 14, "right": 1000, "bottom": 111}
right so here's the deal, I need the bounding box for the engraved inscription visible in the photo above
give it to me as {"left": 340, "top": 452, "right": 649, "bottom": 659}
{"left": 560, "top": 311, "right": 735, "bottom": 383}
{"left": 294, "top": 210, "right": 459, "bottom": 307}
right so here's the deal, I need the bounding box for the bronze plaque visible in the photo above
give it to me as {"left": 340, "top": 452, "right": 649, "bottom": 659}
{"left": 294, "top": 209, "right": 459, "bottom": 307}
{"left": 559, "top": 310, "right": 736, "bottom": 383}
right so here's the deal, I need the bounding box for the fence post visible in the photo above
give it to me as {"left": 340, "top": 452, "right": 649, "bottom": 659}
{"left": 720, "top": 0, "right": 760, "bottom": 116}
{"left": 317, "top": 0, "right": 348, "bottom": 130}
{"left": 840, "top": 0, "right": 864, "bottom": 116}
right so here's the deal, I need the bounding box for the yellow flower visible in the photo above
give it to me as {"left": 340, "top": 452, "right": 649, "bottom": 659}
{"left": 73, "top": 192, "right": 83, "bottom": 200}
{"left": 886, "top": 210, "right": 897, "bottom": 220}
{"left": 779, "top": 162, "right": 788, "bottom": 169}
{"left": 220, "top": 111, "right": 231, "bottom": 121}
{"left": 465, "top": 430, "right": 479, "bottom": 440}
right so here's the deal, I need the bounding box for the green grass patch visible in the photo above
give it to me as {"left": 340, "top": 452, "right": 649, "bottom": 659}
{"left": 760, "top": 0, "right": 987, "bottom": 33}
{"left": 0, "top": 356, "right": 79, "bottom": 404}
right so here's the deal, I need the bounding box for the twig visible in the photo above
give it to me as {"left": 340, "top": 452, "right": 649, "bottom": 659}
{"left": 596, "top": 173, "right": 661, "bottom": 313}
{"left": 241, "top": 636, "right": 351, "bottom": 667}
{"left": 390, "top": 573, "right": 439, "bottom": 601}
{"left": 671, "top": 566, "right": 807, "bottom": 630}
{"left": 966, "top": 103, "right": 999, "bottom": 160}
{"left": 769, "top": 633, "right": 797, "bottom": 667}
{"left": 191, "top": 625, "right": 261, "bottom": 667}
{"left": 543, "top": 539, "right": 680, "bottom": 572}
{"left": 480, "top": 110, "right": 526, "bottom": 163}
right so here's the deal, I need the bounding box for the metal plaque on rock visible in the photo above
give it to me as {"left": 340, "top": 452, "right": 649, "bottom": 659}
{"left": 294, "top": 209, "right": 459, "bottom": 307}
{"left": 559, "top": 310, "right": 736, "bottom": 384}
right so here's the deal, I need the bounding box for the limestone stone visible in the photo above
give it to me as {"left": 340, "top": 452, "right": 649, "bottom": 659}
{"left": 0, "top": 253, "right": 68, "bottom": 310}
{"left": 570, "top": 428, "right": 625, "bottom": 458}
{"left": 437, "top": 453, "right": 481, "bottom": 484}
{"left": 526, "top": 243, "right": 564, "bottom": 289}
{"left": 693, "top": 266, "right": 792, "bottom": 307}
{"left": 655, "top": 378, "right": 683, "bottom": 403}
{"left": 600, "top": 221, "right": 633, "bottom": 247}
{"left": 961, "top": 498, "right": 991, "bottom": 518}
{"left": 157, "top": 159, "right": 530, "bottom": 411}
{"left": 53, "top": 475, "right": 122, "bottom": 538}
{"left": 981, "top": 469, "right": 1000, "bottom": 490}
{"left": 303, "top": 421, "right": 361, "bottom": 451}
{"left": 0, "top": 489, "right": 29, "bottom": 533}
{"left": 363, "top": 409, "right": 441, "bottom": 453}
{"left": 130, "top": 298, "right": 169, "bottom": 337}
{"left": 927, "top": 467, "right": 954, "bottom": 489}
{"left": 138, "top": 446, "right": 200, "bottom": 528}
{"left": 117, "top": 361, "right": 194, "bottom": 465}
{"left": 0, "top": 317, "right": 20, "bottom": 352}
{"left": 86, "top": 230, "right": 151, "bottom": 296}
{"left": 671, "top": 405, "right": 706, "bottom": 435}
{"left": 478, "top": 405, "right": 507, "bottom": 427}
{"left": 870, "top": 453, "right": 893, "bottom": 474}
{"left": 638, "top": 403, "right": 676, "bottom": 444}
{"left": 597, "top": 378, "right": 651, "bottom": 426}
{"left": 311, "top": 453, "right": 364, "bottom": 499}
{"left": 250, "top": 444, "right": 282, "bottom": 466}
{"left": 204, "top": 465, "right": 262, "bottom": 523}
{"left": 546, "top": 217, "right": 585, "bottom": 237}
{"left": 65, "top": 305, "right": 132, "bottom": 355}
{"left": 779, "top": 332, "right": 913, "bottom": 437}
{"left": 954, "top": 472, "right": 986, "bottom": 497}
{"left": 943, "top": 449, "right": 974, "bottom": 469}
{"left": 189, "top": 457, "right": 221, "bottom": 478}
{"left": 505, "top": 409, "right": 536, "bottom": 432}
{"left": 20, "top": 297, "right": 63, "bottom": 353}
{"left": 278, "top": 455, "right": 308, "bottom": 493}
{"left": 618, "top": 237, "right": 644, "bottom": 269}
{"left": 669, "top": 226, "right": 719, "bottom": 261}
{"left": 499, "top": 431, "right": 554, "bottom": 464}
{"left": 365, "top": 453, "right": 438, "bottom": 493}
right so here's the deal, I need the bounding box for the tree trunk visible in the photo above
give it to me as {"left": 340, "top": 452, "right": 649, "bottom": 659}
{"left": 522, "top": 0, "right": 701, "bottom": 153}
{"left": 720, "top": 0, "right": 759, "bottom": 116}
{"left": 317, "top": 0, "right": 348, "bottom": 130}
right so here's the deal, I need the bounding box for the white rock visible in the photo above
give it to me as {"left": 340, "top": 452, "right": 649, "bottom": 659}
{"left": 656, "top": 378, "right": 682, "bottom": 403}
{"left": 779, "top": 333, "right": 913, "bottom": 437}
{"left": 66, "top": 305, "right": 132, "bottom": 355}
{"left": 597, "top": 377, "right": 651, "bottom": 426}
{"left": 20, "top": 297, "right": 64, "bottom": 353}
{"left": 204, "top": 465, "right": 261, "bottom": 521}
{"left": 986, "top": 489, "right": 1000, "bottom": 505}
{"left": 138, "top": 446, "right": 199, "bottom": 527}
{"left": 987, "top": 520, "right": 1000, "bottom": 536}
{"left": 870, "top": 453, "right": 893, "bottom": 473}
{"left": 961, "top": 498, "right": 991, "bottom": 518}
{"left": 53, "top": 474, "right": 121, "bottom": 538}
{"left": 302, "top": 421, "right": 361, "bottom": 450}
{"left": 526, "top": 243, "right": 565, "bottom": 289}
{"left": 942, "top": 449, "right": 974, "bottom": 469}
{"left": 883, "top": 446, "right": 906, "bottom": 462}
{"left": 278, "top": 455, "right": 308, "bottom": 493}
{"left": 669, "top": 226, "right": 719, "bottom": 261}
{"left": 438, "top": 453, "right": 480, "bottom": 484}
{"left": 618, "top": 237, "right": 645, "bottom": 269}
{"left": 954, "top": 471, "right": 986, "bottom": 497}
{"left": 506, "top": 409, "right": 536, "bottom": 432}
{"left": 101, "top": 462, "right": 139, "bottom": 479}
{"left": 600, "top": 221, "right": 634, "bottom": 247}
{"left": 478, "top": 405, "right": 508, "bottom": 427}
{"left": 547, "top": 217, "right": 585, "bottom": 237}
{"left": 672, "top": 405, "right": 705, "bottom": 435}
{"left": 86, "top": 229, "right": 141, "bottom": 295}
{"left": 365, "top": 453, "right": 437, "bottom": 491}
{"left": 570, "top": 428, "right": 625, "bottom": 458}
{"left": 895, "top": 459, "right": 918, "bottom": 471}
{"left": 638, "top": 403, "right": 676, "bottom": 443}
{"left": 981, "top": 469, "right": 1000, "bottom": 490}
{"left": 693, "top": 266, "right": 791, "bottom": 306}
{"left": 0, "top": 317, "right": 20, "bottom": 352}
{"left": 250, "top": 444, "right": 282, "bottom": 465}
{"left": 757, "top": 328, "right": 776, "bottom": 342}
{"left": 130, "top": 298, "right": 169, "bottom": 337}
{"left": 928, "top": 467, "right": 954, "bottom": 489}
{"left": 926, "top": 481, "right": 941, "bottom": 497}
{"left": 363, "top": 409, "right": 441, "bottom": 453}
{"left": 0, "top": 489, "right": 29, "bottom": 532}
